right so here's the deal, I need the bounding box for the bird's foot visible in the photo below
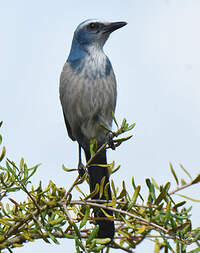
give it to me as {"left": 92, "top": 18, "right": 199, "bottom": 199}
{"left": 78, "top": 162, "right": 86, "bottom": 177}
{"left": 107, "top": 133, "right": 115, "bottom": 150}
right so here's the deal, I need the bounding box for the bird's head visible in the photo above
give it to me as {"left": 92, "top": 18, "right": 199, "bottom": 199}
{"left": 73, "top": 19, "right": 127, "bottom": 49}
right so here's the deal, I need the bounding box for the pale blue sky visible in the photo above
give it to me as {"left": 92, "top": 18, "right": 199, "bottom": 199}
{"left": 1, "top": 0, "right": 200, "bottom": 252}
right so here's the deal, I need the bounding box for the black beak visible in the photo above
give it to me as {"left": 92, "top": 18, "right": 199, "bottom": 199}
{"left": 103, "top": 21, "right": 127, "bottom": 34}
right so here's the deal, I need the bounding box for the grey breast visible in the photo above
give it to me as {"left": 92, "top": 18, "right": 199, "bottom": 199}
{"left": 59, "top": 58, "right": 117, "bottom": 144}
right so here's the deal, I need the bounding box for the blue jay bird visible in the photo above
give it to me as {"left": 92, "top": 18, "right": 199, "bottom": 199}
{"left": 60, "top": 19, "right": 127, "bottom": 239}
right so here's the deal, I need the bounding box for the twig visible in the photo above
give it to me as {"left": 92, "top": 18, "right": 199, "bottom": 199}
{"left": 169, "top": 182, "right": 193, "bottom": 195}
{"left": 75, "top": 199, "right": 166, "bottom": 210}
{"left": 62, "top": 175, "right": 80, "bottom": 200}
{"left": 70, "top": 200, "right": 169, "bottom": 234}
{"left": 86, "top": 143, "right": 107, "bottom": 168}
{"left": 62, "top": 203, "right": 73, "bottom": 227}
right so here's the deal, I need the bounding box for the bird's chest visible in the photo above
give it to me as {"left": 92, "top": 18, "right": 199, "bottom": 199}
{"left": 81, "top": 55, "right": 110, "bottom": 80}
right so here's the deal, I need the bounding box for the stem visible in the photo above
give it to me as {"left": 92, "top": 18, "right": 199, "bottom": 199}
{"left": 169, "top": 182, "right": 192, "bottom": 195}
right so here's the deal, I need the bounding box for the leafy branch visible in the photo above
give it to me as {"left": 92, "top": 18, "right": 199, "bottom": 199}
{"left": 0, "top": 120, "right": 200, "bottom": 253}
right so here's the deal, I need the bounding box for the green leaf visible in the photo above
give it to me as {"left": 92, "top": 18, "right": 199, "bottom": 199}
{"left": 0, "top": 146, "right": 6, "bottom": 162}
{"left": 132, "top": 177, "right": 144, "bottom": 201}
{"left": 121, "top": 118, "right": 127, "bottom": 128}
{"left": 154, "top": 182, "right": 170, "bottom": 205}
{"left": 151, "top": 177, "right": 159, "bottom": 190}
{"left": 19, "top": 158, "right": 24, "bottom": 170}
{"left": 169, "top": 162, "right": 179, "bottom": 185}
{"left": 62, "top": 164, "right": 77, "bottom": 172}
{"left": 94, "top": 238, "right": 111, "bottom": 245}
{"left": 161, "top": 235, "right": 175, "bottom": 253}
{"left": 75, "top": 237, "right": 85, "bottom": 251}
{"left": 75, "top": 237, "right": 81, "bottom": 253}
{"left": 72, "top": 222, "right": 81, "bottom": 240}
{"left": 111, "top": 165, "right": 120, "bottom": 175}
{"left": 76, "top": 172, "right": 88, "bottom": 185}
{"left": 146, "top": 178, "right": 156, "bottom": 201}
{"left": 114, "top": 135, "right": 133, "bottom": 144}
{"left": 99, "top": 176, "right": 106, "bottom": 199}
{"left": 85, "top": 183, "right": 99, "bottom": 200}
{"left": 112, "top": 112, "right": 119, "bottom": 128}
{"left": 100, "top": 123, "right": 112, "bottom": 133}
{"left": 90, "top": 138, "right": 98, "bottom": 156}
{"left": 75, "top": 185, "right": 85, "bottom": 197}
{"left": 117, "top": 181, "right": 126, "bottom": 199}
{"left": 121, "top": 216, "right": 135, "bottom": 229}
{"left": 86, "top": 225, "right": 99, "bottom": 245}
{"left": 126, "top": 122, "right": 136, "bottom": 131}
{"left": 101, "top": 208, "right": 113, "bottom": 218}
{"left": 48, "top": 217, "right": 65, "bottom": 226}
{"left": 47, "top": 231, "right": 60, "bottom": 244}
{"left": 79, "top": 205, "right": 90, "bottom": 229}
{"left": 172, "top": 201, "right": 186, "bottom": 212}
{"left": 177, "top": 194, "right": 200, "bottom": 202}
{"left": 104, "top": 182, "right": 110, "bottom": 201}
{"left": 179, "top": 163, "right": 192, "bottom": 180}
{"left": 181, "top": 178, "right": 187, "bottom": 185}
{"left": 111, "top": 179, "right": 116, "bottom": 198}
{"left": 164, "top": 200, "right": 171, "bottom": 225}
{"left": 128, "top": 185, "right": 140, "bottom": 210}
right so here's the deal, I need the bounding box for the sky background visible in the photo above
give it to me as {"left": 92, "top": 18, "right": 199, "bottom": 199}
{"left": 1, "top": 0, "right": 200, "bottom": 252}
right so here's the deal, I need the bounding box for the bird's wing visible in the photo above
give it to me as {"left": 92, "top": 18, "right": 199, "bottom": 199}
{"left": 62, "top": 111, "right": 75, "bottom": 141}
{"left": 59, "top": 62, "right": 76, "bottom": 141}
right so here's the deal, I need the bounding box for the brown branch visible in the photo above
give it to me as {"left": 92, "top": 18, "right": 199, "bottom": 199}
{"left": 169, "top": 182, "right": 193, "bottom": 195}
{"left": 77, "top": 199, "right": 166, "bottom": 210}
{"left": 69, "top": 200, "right": 169, "bottom": 234}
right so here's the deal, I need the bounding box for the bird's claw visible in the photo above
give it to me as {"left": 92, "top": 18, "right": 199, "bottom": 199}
{"left": 78, "top": 162, "right": 86, "bottom": 177}
{"left": 107, "top": 133, "right": 115, "bottom": 150}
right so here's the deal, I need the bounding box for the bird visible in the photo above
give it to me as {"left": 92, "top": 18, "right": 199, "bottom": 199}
{"left": 59, "top": 19, "right": 127, "bottom": 239}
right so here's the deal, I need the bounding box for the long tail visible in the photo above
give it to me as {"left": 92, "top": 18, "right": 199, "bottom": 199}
{"left": 85, "top": 148, "right": 115, "bottom": 239}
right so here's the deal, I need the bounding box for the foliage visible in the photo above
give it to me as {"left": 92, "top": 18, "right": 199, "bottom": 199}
{"left": 0, "top": 119, "right": 200, "bottom": 253}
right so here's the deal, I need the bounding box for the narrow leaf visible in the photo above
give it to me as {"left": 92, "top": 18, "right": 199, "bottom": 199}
{"left": 72, "top": 222, "right": 81, "bottom": 240}
{"left": 75, "top": 237, "right": 85, "bottom": 251}
{"left": 177, "top": 194, "right": 200, "bottom": 202}
{"left": 104, "top": 182, "right": 110, "bottom": 201}
{"left": 94, "top": 238, "right": 111, "bottom": 244}
{"left": 99, "top": 176, "right": 106, "bottom": 199}
{"left": 151, "top": 177, "right": 159, "bottom": 190}
{"left": 86, "top": 225, "right": 99, "bottom": 245}
{"left": 111, "top": 180, "right": 116, "bottom": 198}
{"left": 47, "top": 231, "right": 60, "bottom": 244}
{"left": 169, "top": 162, "right": 179, "bottom": 185}
{"left": 79, "top": 205, "right": 90, "bottom": 229}
{"left": 132, "top": 177, "right": 144, "bottom": 201}
{"left": 172, "top": 201, "right": 186, "bottom": 212}
{"left": 128, "top": 185, "right": 141, "bottom": 210}
{"left": 85, "top": 183, "right": 99, "bottom": 200}
{"left": 146, "top": 178, "right": 156, "bottom": 201}
{"left": 154, "top": 182, "right": 170, "bottom": 205}
{"left": 0, "top": 146, "right": 6, "bottom": 162}
{"left": 179, "top": 163, "right": 192, "bottom": 180}
{"left": 62, "top": 164, "right": 77, "bottom": 172}
{"left": 112, "top": 111, "right": 119, "bottom": 128}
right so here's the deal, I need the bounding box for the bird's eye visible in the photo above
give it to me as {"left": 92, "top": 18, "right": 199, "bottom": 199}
{"left": 88, "top": 22, "right": 99, "bottom": 30}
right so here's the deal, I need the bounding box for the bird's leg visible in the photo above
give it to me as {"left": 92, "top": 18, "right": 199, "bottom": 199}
{"left": 78, "top": 144, "right": 86, "bottom": 177}
{"left": 107, "top": 132, "right": 115, "bottom": 150}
